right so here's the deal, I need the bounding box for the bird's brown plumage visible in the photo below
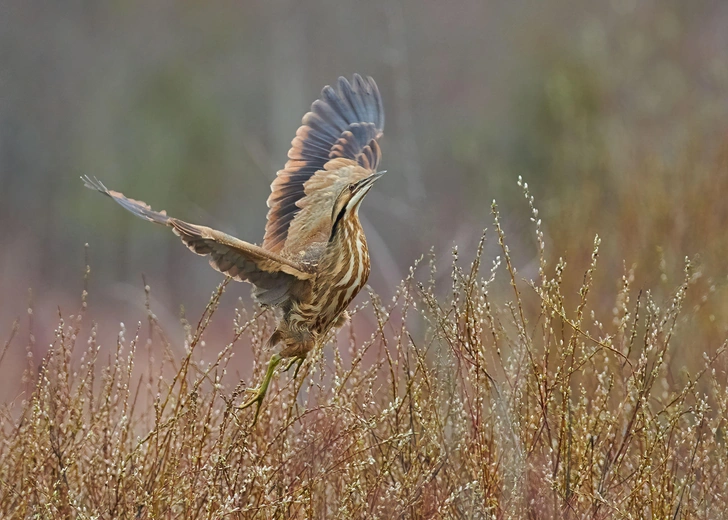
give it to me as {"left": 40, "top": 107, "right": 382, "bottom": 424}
{"left": 83, "top": 74, "right": 385, "bottom": 421}
{"left": 264, "top": 75, "right": 384, "bottom": 256}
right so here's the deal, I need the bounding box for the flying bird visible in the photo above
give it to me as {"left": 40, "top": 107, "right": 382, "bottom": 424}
{"left": 82, "top": 74, "right": 385, "bottom": 422}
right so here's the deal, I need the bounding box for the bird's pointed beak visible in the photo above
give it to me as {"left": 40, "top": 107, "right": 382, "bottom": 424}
{"left": 347, "top": 171, "right": 385, "bottom": 209}
{"left": 354, "top": 171, "right": 385, "bottom": 191}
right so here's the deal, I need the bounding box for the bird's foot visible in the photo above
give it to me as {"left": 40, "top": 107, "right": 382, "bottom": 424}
{"left": 283, "top": 355, "right": 306, "bottom": 380}
{"left": 239, "top": 353, "right": 281, "bottom": 424}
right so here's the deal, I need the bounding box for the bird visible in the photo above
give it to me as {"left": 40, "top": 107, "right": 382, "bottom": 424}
{"left": 82, "top": 74, "right": 385, "bottom": 422}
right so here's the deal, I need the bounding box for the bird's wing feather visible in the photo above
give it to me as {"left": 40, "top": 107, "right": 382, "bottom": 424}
{"left": 82, "top": 176, "right": 312, "bottom": 305}
{"left": 263, "top": 74, "right": 384, "bottom": 255}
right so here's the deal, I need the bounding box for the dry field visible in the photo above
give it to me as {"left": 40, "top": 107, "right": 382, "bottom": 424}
{"left": 2, "top": 165, "right": 728, "bottom": 518}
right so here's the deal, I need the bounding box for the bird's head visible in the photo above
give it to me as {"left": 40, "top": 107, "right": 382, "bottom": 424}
{"left": 329, "top": 171, "right": 384, "bottom": 238}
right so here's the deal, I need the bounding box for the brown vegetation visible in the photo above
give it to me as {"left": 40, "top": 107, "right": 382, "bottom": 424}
{"left": 2, "top": 177, "right": 727, "bottom": 519}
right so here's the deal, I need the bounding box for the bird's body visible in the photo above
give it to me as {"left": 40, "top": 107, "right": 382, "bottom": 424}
{"left": 83, "top": 74, "right": 384, "bottom": 421}
{"left": 281, "top": 177, "right": 372, "bottom": 354}
{"left": 251, "top": 166, "right": 378, "bottom": 362}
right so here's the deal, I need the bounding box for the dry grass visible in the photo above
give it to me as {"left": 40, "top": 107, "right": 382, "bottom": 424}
{"left": 1, "top": 180, "right": 727, "bottom": 519}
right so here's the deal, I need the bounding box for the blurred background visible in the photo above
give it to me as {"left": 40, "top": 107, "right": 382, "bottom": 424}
{"left": 2, "top": 1, "right": 728, "bottom": 398}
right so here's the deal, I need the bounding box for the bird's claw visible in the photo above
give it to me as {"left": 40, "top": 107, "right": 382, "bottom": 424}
{"left": 239, "top": 388, "right": 265, "bottom": 424}
{"left": 238, "top": 353, "right": 282, "bottom": 425}
{"left": 284, "top": 356, "right": 306, "bottom": 380}
{"left": 238, "top": 353, "right": 307, "bottom": 424}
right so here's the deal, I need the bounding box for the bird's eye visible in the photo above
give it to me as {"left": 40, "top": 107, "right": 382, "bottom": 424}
{"left": 348, "top": 184, "right": 356, "bottom": 192}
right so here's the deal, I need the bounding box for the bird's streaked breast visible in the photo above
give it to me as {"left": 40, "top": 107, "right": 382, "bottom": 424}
{"left": 293, "top": 216, "right": 371, "bottom": 334}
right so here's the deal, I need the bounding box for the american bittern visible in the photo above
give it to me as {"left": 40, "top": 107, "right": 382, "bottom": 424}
{"left": 82, "top": 74, "right": 384, "bottom": 422}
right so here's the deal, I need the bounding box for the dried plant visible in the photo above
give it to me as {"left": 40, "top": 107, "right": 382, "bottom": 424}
{"left": 1, "top": 183, "right": 727, "bottom": 519}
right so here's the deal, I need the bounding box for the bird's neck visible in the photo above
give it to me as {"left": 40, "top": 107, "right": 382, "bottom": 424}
{"left": 317, "top": 210, "right": 370, "bottom": 311}
{"left": 321, "top": 210, "right": 368, "bottom": 278}
{"left": 329, "top": 211, "right": 364, "bottom": 252}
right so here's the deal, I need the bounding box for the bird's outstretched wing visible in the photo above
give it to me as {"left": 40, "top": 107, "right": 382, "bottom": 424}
{"left": 263, "top": 74, "right": 384, "bottom": 256}
{"left": 82, "top": 176, "right": 312, "bottom": 305}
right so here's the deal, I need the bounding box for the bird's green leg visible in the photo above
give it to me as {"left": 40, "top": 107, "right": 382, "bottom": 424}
{"left": 283, "top": 355, "right": 306, "bottom": 380}
{"left": 239, "top": 353, "right": 282, "bottom": 424}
